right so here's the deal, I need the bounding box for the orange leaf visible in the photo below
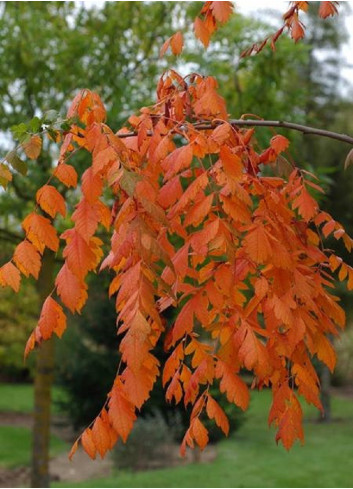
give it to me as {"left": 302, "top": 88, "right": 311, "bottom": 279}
{"left": 68, "top": 440, "right": 79, "bottom": 461}
{"left": 220, "top": 146, "right": 243, "bottom": 181}
{"left": 315, "top": 335, "right": 336, "bottom": 372}
{"left": 191, "top": 418, "right": 209, "bottom": 451}
{"left": 81, "top": 428, "right": 97, "bottom": 460}
{"left": 54, "top": 163, "right": 78, "bottom": 188}
{"left": 72, "top": 199, "right": 101, "bottom": 241}
{"left": 162, "top": 144, "right": 193, "bottom": 180}
{"left": 172, "top": 298, "right": 195, "bottom": 344}
{"left": 319, "top": 1, "right": 338, "bottom": 18}
{"left": 166, "top": 372, "right": 183, "bottom": 404}
{"left": 292, "top": 187, "right": 318, "bottom": 222}
{"left": 36, "top": 185, "right": 66, "bottom": 218}
{"left": 243, "top": 224, "right": 272, "bottom": 264}
{"left": 291, "top": 17, "right": 305, "bottom": 42}
{"left": 206, "top": 396, "right": 229, "bottom": 435}
{"left": 158, "top": 176, "right": 183, "bottom": 209}
{"left": 170, "top": 31, "right": 184, "bottom": 56}
{"left": 22, "top": 135, "right": 42, "bottom": 159}
{"left": 55, "top": 263, "right": 87, "bottom": 313}
{"left": 13, "top": 240, "right": 41, "bottom": 279}
{"left": 37, "top": 296, "right": 67, "bottom": 341}
{"left": 216, "top": 361, "right": 249, "bottom": 410}
{"left": 184, "top": 193, "right": 213, "bottom": 227}
{"left": 22, "top": 212, "right": 59, "bottom": 252}
{"left": 270, "top": 387, "right": 304, "bottom": 450}
{"left": 270, "top": 135, "right": 289, "bottom": 154}
{"left": 62, "top": 229, "right": 97, "bottom": 280}
{"left": 109, "top": 381, "right": 136, "bottom": 442}
{"left": 210, "top": 1, "right": 233, "bottom": 23}
{"left": 194, "top": 17, "right": 211, "bottom": 48}
{"left": 91, "top": 416, "right": 111, "bottom": 458}
{"left": 81, "top": 167, "right": 103, "bottom": 203}
{"left": 234, "top": 324, "right": 271, "bottom": 378}
{"left": 0, "top": 262, "right": 21, "bottom": 292}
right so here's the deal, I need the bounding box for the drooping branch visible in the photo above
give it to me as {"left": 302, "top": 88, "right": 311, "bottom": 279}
{"left": 117, "top": 119, "right": 353, "bottom": 146}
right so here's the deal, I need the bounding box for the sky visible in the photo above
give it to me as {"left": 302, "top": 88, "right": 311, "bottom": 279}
{"left": 234, "top": 0, "right": 353, "bottom": 88}
{"left": 82, "top": 1, "right": 353, "bottom": 88}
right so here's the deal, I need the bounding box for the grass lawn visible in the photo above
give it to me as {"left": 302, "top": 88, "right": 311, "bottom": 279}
{"left": 0, "top": 382, "right": 69, "bottom": 469}
{"left": 0, "top": 425, "right": 68, "bottom": 469}
{"left": 0, "top": 383, "right": 67, "bottom": 414}
{"left": 54, "top": 390, "right": 353, "bottom": 488}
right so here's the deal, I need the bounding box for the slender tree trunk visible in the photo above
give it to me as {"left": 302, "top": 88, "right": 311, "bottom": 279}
{"left": 192, "top": 447, "right": 201, "bottom": 464}
{"left": 31, "top": 251, "right": 55, "bottom": 488}
{"left": 319, "top": 365, "right": 332, "bottom": 423}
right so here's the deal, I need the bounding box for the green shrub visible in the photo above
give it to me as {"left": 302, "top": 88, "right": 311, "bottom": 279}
{"left": 113, "top": 410, "right": 177, "bottom": 471}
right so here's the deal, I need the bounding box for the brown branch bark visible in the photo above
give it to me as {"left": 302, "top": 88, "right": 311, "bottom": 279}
{"left": 117, "top": 119, "right": 353, "bottom": 146}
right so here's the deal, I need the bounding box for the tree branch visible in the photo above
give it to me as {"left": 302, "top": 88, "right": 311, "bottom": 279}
{"left": 0, "top": 227, "right": 23, "bottom": 244}
{"left": 116, "top": 119, "right": 353, "bottom": 146}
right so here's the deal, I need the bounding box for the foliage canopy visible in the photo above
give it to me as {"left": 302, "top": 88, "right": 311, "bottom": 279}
{"left": 0, "top": 0, "right": 352, "bottom": 459}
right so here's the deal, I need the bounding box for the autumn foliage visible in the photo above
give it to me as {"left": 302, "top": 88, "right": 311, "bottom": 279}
{"left": 0, "top": 0, "right": 350, "bottom": 459}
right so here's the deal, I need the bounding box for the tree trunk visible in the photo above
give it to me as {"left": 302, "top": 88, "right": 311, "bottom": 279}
{"left": 319, "top": 365, "right": 332, "bottom": 423}
{"left": 192, "top": 447, "right": 201, "bottom": 464}
{"left": 31, "top": 251, "right": 55, "bottom": 488}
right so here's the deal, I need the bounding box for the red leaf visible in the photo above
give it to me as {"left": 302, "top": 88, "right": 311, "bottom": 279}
{"left": 194, "top": 18, "right": 211, "bottom": 48}
{"left": 270, "top": 134, "right": 290, "bottom": 154}
{"left": 170, "top": 31, "right": 184, "bottom": 56}
{"left": 319, "top": 1, "right": 338, "bottom": 18}
{"left": 210, "top": 1, "right": 233, "bottom": 23}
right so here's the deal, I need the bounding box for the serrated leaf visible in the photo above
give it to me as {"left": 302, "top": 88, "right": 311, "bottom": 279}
{"left": 22, "top": 212, "right": 59, "bottom": 252}
{"left": 36, "top": 185, "right": 66, "bottom": 218}
{"left": 28, "top": 117, "right": 42, "bottom": 133}
{"left": 13, "top": 240, "right": 41, "bottom": 279}
{"left": 0, "top": 262, "right": 21, "bottom": 292}
{"left": 22, "top": 135, "right": 42, "bottom": 159}
{"left": 0, "top": 163, "right": 13, "bottom": 188}
{"left": 120, "top": 170, "right": 142, "bottom": 197}
{"left": 53, "top": 163, "right": 78, "bottom": 188}
{"left": 5, "top": 151, "right": 27, "bottom": 175}
{"left": 37, "top": 296, "right": 67, "bottom": 341}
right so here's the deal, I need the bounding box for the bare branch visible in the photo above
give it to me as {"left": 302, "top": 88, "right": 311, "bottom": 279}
{"left": 116, "top": 119, "right": 353, "bottom": 146}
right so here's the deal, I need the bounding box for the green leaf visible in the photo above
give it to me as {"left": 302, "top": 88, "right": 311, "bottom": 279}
{"left": 10, "top": 123, "right": 28, "bottom": 141}
{"left": 47, "top": 128, "right": 58, "bottom": 141}
{"left": 120, "top": 170, "right": 142, "bottom": 197}
{"left": 44, "top": 110, "right": 58, "bottom": 123}
{"left": 28, "top": 117, "right": 42, "bottom": 133}
{"left": 60, "top": 121, "right": 72, "bottom": 131}
{"left": 0, "top": 163, "right": 12, "bottom": 188}
{"left": 5, "top": 151, "right": 28, "bottom": 176}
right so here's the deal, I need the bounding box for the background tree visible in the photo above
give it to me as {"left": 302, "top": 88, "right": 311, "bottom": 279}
{"left": 0, "top": 2, "right": 177, "bottom": 486}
